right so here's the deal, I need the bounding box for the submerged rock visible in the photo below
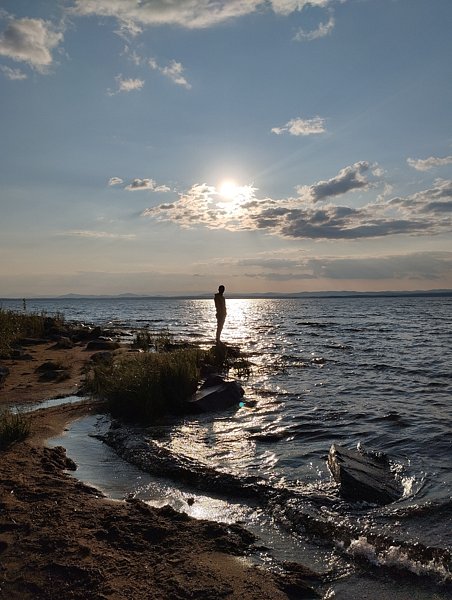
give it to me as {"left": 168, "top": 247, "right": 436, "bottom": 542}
{"left": 328, "top": 443, "right": 403, "bottom": 505}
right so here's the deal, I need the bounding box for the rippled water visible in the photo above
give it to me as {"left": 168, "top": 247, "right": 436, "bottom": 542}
{"left": 5, "top": 295, "right": 452, "bottom": 595}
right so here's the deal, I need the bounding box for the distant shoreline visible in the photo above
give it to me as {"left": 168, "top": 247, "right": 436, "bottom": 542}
{"left": 2, "top": 289, "right": 452, "bottom": 301}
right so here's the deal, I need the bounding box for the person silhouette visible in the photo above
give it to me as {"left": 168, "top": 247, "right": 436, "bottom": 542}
{"left": 214, "top": 285, "right": 226, "bottom": 344}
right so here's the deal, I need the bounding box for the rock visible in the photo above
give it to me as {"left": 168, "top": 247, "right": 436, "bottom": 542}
{"left": 90, "top": 351, "right": 114, "bottom": 364}
{"left": 38, "top": 370, "right": 70, "bottom": 382}
{"left": 53, "top": 336, "right": 73, "bottom": 349}
{"left": 328, "top": 443, "right": 403, "bottom": 505}
{"left": 85, "top": 339, "right": 120, "bottom": 351}
{"left": 0, "top": 366, "right": 10, "bottom": 385}
{"left": 72, "top": 326, "right": 103, "bottom": 342}
{"left": 187, "top": 376, "right": 244, "bottom": 413}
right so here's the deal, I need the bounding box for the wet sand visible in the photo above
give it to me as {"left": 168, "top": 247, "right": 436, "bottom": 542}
{"left": 0, "top": 341, "right": 318, "bottom": 599}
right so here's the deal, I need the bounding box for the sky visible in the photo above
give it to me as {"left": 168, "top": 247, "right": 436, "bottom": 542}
{"left": 1, "top": 0, "right": 451, "bottom": 297}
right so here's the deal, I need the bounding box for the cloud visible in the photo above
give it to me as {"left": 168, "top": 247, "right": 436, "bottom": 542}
{"left": 108, "top": 177, "right": 124, "bottom": 186}
{"left": 296, "top": 161, "right": 372, "bottom": 202}
{"left": 0, "top": 17, "right": 63, "bottom": 73}
{"left": 271, "top": 116, "right": 326, "bottom": 136}
{"left": 59, "top": 230, "right": 136, "bottom": 239}
{"left": 70, "top": 0, "right": 337, "bottom": 30}
{"left": 270, "top": 1, "right": 333, "bottom": 15}
{"left": 124, "top": 178, "right": 171, "bottom": 192}
{"left": 407, "top": 156, "right": 452, "bottom": 172}
{"left": 294, "top": 13, "right": 335, "bottom": 41}
{"left": 305, "top": 252, "right": 452, "bottom": 281}
{"left": 0, "top": 64, "right": 27, "bottom": 79}
{"left": 149, "top": 58, "right": 191, "bottom": 89}
{"left": 142, "top": 169, "right": 452, "bottom": 240}
{"left": 108, "top": 74, "right": 144, "bottom": 95}
{"left": 387, "top": 179, "right": 452, "bottom": 215}
{"left": 203, "top": 249, "right": 452, "bottom": 283}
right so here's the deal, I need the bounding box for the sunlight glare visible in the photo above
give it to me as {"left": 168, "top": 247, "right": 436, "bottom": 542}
{"left": 218, "top": 180, "right": 239, "bottom": 199}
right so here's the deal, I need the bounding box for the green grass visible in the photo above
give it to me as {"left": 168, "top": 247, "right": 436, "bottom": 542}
{"left": 0, "top": 410, "right": 31, "bottom": 450}
{"left": 0, "top": 308, "right": 65, "bottom": 358}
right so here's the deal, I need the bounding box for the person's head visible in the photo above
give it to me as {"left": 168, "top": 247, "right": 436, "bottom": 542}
{"left": 218, "top": 285, "right": 225, "bottom": 294}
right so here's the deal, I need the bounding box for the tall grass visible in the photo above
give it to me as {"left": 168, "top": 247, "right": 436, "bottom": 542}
{"left": 86, "top": 348, "right": 204, "bottom": 421}
{"left": 131, "top": 328, "right": 175, "bottom": 352}
{"left": 0, "top": 410, "right": 31, "bottom": 450}
{"left": 0, "top": 308, "right": 65, "bottom": 358}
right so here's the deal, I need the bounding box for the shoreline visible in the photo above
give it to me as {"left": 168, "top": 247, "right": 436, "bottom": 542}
{"left": 0, "top": 339, "right": 319, "bottom": 599}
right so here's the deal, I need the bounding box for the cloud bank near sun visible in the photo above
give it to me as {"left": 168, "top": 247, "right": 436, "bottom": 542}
{"left": 142, "top": 164, "right": 452, "bottom": 241}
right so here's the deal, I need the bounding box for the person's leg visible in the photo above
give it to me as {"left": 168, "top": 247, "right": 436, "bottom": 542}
{"left": 216, "top": 315, "right": 225, "bottom": 342}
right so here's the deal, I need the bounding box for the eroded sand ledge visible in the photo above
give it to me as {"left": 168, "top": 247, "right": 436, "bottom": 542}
{"left": 0, "top": 341, "right": 319, "bottom": 599}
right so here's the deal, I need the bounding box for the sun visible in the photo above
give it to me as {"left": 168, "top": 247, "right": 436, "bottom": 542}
{"left": 218, "top": 180, "right": 239, "bottom": 199}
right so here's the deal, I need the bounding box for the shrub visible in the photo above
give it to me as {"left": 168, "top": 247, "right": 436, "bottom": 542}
{"left": 0, "top": 410, "right": 31, "bottom": 450}
{"left": 86, "top": 348, "right": 204, "bottom": 422}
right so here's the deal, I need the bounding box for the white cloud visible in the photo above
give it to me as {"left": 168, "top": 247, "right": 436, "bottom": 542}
{"left": 70, "top": 0, "right": 337, "bottom": 30}
{"left": 108, "top": 177, "right": 124, "bottom": 186}
{"left": 407, "top": 156, "right": 452, "bottom": 172}
{"left": 124, "top": 178, "right": 170, "bottom": 192}
{"left": 149, "top": 57, "right": 191, "bottom": 89}
{"left": 108, "top": 74, "right": 144, "bottom": 95}
{"left": 60, "top": 230, "right": 136, "bottom": 239}
{"left": 294, "top": 13, "right": 335, "bottom": 41}
{"left": 0, "top": 64, "right": 27, "bottom": 79}
{"left": 271, "top": 116, "right": 326, "bottom": 136}
{"left": 270, "top": 1, "right": 332, "bottom": 15}
{"left": 0, "top": 18, "right": 63, "bottom": 73}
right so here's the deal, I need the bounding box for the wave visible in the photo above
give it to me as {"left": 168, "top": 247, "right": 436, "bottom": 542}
{"left": 100, "top": 424, "right": 451, "bottom": 583}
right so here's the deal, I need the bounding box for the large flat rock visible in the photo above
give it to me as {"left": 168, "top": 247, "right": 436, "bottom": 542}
{"left": 328, "top": 443, "right": 403, "bottom": 505}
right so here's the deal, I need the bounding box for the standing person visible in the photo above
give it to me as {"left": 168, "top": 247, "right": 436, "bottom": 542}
{"left": 214, "top": 285, "right": 227, "bottom": 344}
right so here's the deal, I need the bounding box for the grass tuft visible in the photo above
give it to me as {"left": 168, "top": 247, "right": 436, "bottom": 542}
{"left": 0, "top": 410, "right": 31, "bottom": 450}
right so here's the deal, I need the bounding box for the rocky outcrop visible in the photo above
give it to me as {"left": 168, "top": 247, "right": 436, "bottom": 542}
{"left": 186, "top": 375, "right": 244, "bottom": 413}
{"left": 328, "top": 443, "right": 403, "bottom": 505}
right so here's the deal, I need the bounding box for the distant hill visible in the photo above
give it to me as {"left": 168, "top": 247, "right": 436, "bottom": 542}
{"left": 3, "top": 289, "right": 451, "bottom": 300}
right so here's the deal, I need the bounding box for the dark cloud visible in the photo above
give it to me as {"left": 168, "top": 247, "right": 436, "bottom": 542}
{"left": 297, "top": 161, "right": 371, "bottom": 202}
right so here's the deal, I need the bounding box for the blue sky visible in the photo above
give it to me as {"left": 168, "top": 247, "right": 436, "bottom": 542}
{"left": 1, "top": 0, "right": 451, "bottom": 297}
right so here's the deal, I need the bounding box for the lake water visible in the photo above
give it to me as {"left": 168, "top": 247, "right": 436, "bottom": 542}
{"left": 4, "top": 296, "right": 451, "bottom": 598}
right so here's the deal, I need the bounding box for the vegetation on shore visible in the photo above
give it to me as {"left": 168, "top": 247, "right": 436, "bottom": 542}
{"left": 0, "top": 308, "right": 64, "bottom": 358}
{"left": 86, "top": 329, "right": 252, "bottom": 422}
{"left": 0, "top": 410, "right": 31, "bottom": 450}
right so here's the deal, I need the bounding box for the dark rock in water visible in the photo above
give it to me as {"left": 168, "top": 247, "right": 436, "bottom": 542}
{"left": 200, "top": 374, "right": 225, "bottom": 389}
{"left": 328, "top": 443, "right": 403, "bottom": 505}
{"left": 186, "top": 376, "right": 244, "bottom": 413}
{"left": 85, "top": 339, "right": 120, "bottom": 351}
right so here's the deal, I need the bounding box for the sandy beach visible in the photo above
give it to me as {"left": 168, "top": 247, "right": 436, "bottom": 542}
{"left": 0, "top": 339, "right": 319, "bottom": 599}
